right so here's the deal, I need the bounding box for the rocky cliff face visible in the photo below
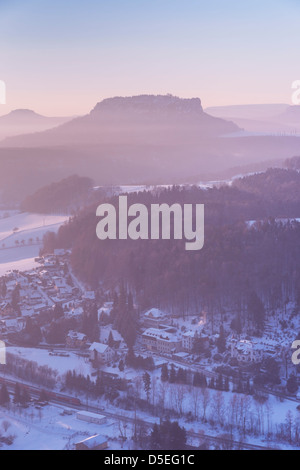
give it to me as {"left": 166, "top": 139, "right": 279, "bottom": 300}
{"left": 91, "top": 95, "right": 204, "bottom": 116}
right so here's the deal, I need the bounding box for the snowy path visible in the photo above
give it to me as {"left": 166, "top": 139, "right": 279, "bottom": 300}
{"left": 0, "top": 212, "right": 69, "bottom": 275}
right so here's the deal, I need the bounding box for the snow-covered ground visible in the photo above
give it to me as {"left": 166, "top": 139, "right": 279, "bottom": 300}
{"left": 0, "top": 378, "right": 298, "bottom": 450}
{"left": 6, "top": 347, "right": 92, "bottom": 378}
{"left": 0, "top": 404, "right": 120, "bottom": 450}
{"left": 0, "top": 212, "right": 69, "bottom": 276}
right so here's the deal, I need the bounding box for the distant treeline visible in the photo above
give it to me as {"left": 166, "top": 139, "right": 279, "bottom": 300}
{"left": 21, "top": 175, "right": 93, "bottom": 214}
{"left": 43, "top": 168, "right": 300, "bottom": 316}
{"left": 285, "top": 156, "right": 300, "bottom": 170}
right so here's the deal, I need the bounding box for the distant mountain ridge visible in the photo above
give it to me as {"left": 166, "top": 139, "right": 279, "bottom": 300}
{"left": 0, "top": 109, "right": 72, "bottom": 141}
{"left": 276, "top": 105, "right": 300, "bottom": 124}
{"left": 205, "top": 103, "right": 300, "bottom": 134}
{"left": 1, "top": 95, "right": 300, "bottom": 203}
{"left": 0, "top": 94, "right": 240, "bottom": 147}
{"left": 205, "top": 104, "right": 289, "bottom": 120}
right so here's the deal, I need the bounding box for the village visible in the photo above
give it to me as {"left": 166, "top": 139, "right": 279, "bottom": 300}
{"left": 0, "top": 249, "right": 300, "bottom": 450}
{"left": 0, "top": 249, "right": 297, "bottom": 388}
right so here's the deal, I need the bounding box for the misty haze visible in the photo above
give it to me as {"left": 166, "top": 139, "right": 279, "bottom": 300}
{"left": 1, "top": 0, "right": 300, "bottom": 454}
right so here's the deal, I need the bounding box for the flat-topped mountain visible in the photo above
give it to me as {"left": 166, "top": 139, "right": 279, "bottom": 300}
{"left": 1, "top": 96, "right": 300, "bottom": 203}
{"left": 90, "top": 95, "right": 205, "bottom": 119}
{"left": 0, "top": 95, "right": 240, "bottom": 147}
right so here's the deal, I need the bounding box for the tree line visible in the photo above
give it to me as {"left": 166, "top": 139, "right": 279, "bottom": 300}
{"left": 42, "top": 168, "right": 300, "bottom": 323}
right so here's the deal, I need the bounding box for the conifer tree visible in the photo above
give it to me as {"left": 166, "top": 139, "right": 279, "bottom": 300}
{"left": 0, "top": 384, "right": 10, "bottom": 405}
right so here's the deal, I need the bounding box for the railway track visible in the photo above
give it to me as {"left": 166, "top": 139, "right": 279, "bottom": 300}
{"left": 0, "top": 375, "right": 275, "bottom": 450}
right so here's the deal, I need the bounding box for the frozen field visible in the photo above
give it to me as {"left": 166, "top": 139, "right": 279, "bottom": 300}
{"left": 0, "top": 382, "right": 298, "bottom": 450}
{"left": 7, "top": 347, "right": 92, "bottom": 378}
{"left": 0, "top": 212, "right": 69, "bottom": 276}
{"left": 0, "top": 404, "right": 119, "bottom": 450}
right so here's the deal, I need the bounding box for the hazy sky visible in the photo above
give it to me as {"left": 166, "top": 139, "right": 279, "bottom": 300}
{"left": 0, "top": 0, "right": 299, "bottom": 116}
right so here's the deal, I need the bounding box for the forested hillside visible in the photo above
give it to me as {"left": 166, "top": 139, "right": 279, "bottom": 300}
{"left": 43, "top": 169, "right": 300, "bottom": 317}
{"left": 21, "top": 175, "right": 93, "bottom": 214}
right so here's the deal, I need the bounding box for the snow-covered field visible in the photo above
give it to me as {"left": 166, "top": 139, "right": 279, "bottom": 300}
{"left": 7, "top": 347, "right": 92, "bottom": 378}
{"left": 0, "top": 212, "right": 69, "bottom": 276}
{"left": 0, "top": 404, "right": 119, "bottom": 450}
{"left": 0, "top": 381, "right": 298, "bottom": 450}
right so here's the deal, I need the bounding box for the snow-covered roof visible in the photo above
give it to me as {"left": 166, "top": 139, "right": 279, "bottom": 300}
{"left": 144, "top": 308, "right": 167, "bottom": 319}
{"left": 232, "top": 337, "right": 279, "bottom": 354}
{"left": 68, "top": 306, "right": 84, "bottom": 316}
{"left": 33, "top": 303, "right": 47, "bottom": 311}
{"left": 142, "top": 328, "right": 179, "bottom": 343}
{"left": 83, "top": 291, "right": 95, "bottom": 300}
{"left": 67, "top": 331, "right": 87, "bottom": 341}
{"left": 173, "top": 352, "right": 190, "bottom": 358}
{"left": 29, "top": 292, "right": 42, "bottom": 299}
{"left": 0, "top": 302, "right": 10, "bottom": 309}
{"left": 54, "top": 249, "right": 67, "bottom": 256}
{"left": 76, "top": 434, "right": 107, "bottom": 449}
{"left": 89, "top": 342, "right": 110, "bottom": 353}
{"left": 182, "top": 330, "right": 195, "bottom": 338}
{"left": 4, "top": 319, "right": 19, "bottom": 327}
{"left": 99, "top": 327, "right": 123, "bottom": 344}
{"left": 21, "top": 307, "right": 35, "bottom": 317}
{"left": 98, "top": 307, "right": 112, "bottom": 317}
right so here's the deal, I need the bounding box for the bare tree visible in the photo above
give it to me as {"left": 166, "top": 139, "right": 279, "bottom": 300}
{"left": 254, "top": 401, "right": 265, "bottom": 436}
{"left": 2, "top": 421, "right": 11, "bottom": 433}
{"left": 152, "top": 375, "right": 157, "bottom": 409}
{"left": 228, "top": 394, "right": 239, "bottom": 431}
{"left": 265, "top": 400, "right": 273, "bottom": 437}
{"left": 294, "top": 416, "right": 300, "bottom": 443}
{"left": 159, "top": 381, "right": 169, "bottom": 410}
{"left": 173, "top": 384, "right": 186, "bottom": 416}
{"left": 211, "top": 391, "right": 225, "bottom": 425}
{"left": 115, "top": 416, "right": 128, "bottom": 448}
{"left": 191, "top": 386, "right": 201, "bottom": 419}
{"left": 200, "top": 387, "right": 210, "bottom": 421}
{"left": 133, "top": 376, "right": 143, "bottom": 400}
{"left": 285, "top": 410, "right": 293, "bottom": 443}
{"left": 237, "top": 395, "right": 251, "bottom": 436}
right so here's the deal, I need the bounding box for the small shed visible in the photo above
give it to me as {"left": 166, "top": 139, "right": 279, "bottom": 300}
{"left": 76, "top": 411, "right": 107, "bottom": 425}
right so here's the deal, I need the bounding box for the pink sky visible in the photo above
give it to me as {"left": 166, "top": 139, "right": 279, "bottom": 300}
{"left": 0, "top": 0, "right": 299, "bottom": 116}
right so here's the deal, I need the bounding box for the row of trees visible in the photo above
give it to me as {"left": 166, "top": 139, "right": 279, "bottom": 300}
{"left": 0, "top": 383, "right": 31, "bottom": 406}
{"left": 64, "top": 369, "right": 128, "bottom": 399}
{"left": 110, "top": 287, "right": 137, "bottom": 347}
{"left": 4, "top": 353, "right": 58, "bottom": 389}
{"left": 128, "top": 374, "right": 299, "bottom": 444}
{"left": 126, "top": 350, "right": 155, "bottom": 371}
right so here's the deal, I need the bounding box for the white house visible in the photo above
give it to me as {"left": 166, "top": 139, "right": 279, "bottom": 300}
{"left": 89, "top": 342, "right": 114, "bottom": 365}
{"left": 182, "top": 329, "right": 209, "bottom": 352}
{"left": 83, "top": 291, "right": 96, "bottom": 301}
{"left": 98, "top": 302, "right": 114, "bottom": 320}
{"left": 143, "top": 308, "right": 170, "bottom": 327}
{"left": 66, "top": 331, "right": 88, "bottom": 349}
{"left": 99, "top": 327, "right": 124, "bottom": 348}
{"left": 142, "top": 328, "right": 181, "bottom": 354}
{"left": 230, "top": 339, "right": 264, "bottom": 363}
